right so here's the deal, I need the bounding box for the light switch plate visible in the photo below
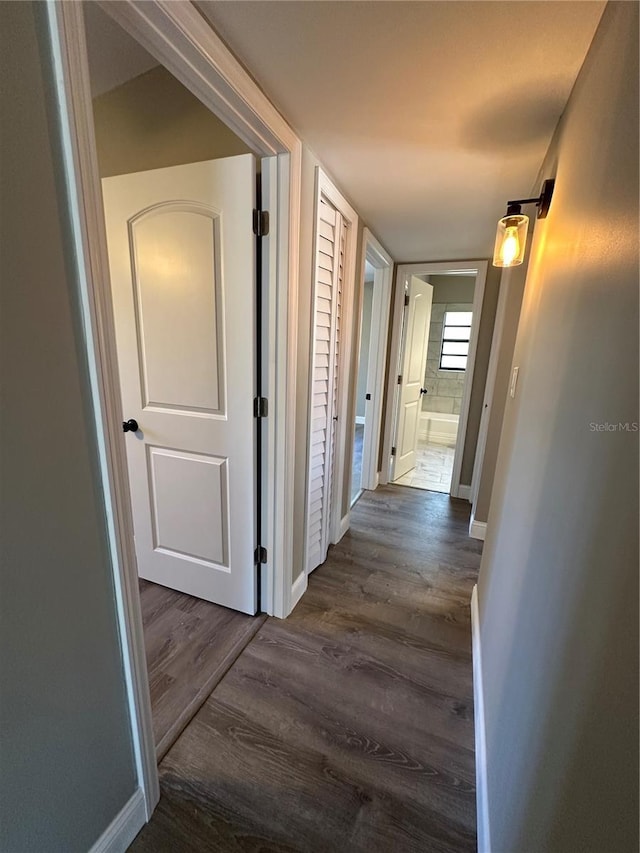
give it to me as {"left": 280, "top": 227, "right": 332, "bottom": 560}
{"left": 510, "top": 366, "right": 520, "bottom": 399}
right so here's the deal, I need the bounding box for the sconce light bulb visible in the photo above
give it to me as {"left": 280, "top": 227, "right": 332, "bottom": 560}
{"left": 492, "top": 213, "right": 529, "bottom": 267}
{"left": 500, "top": 225, "right": 520, "bottom": 267}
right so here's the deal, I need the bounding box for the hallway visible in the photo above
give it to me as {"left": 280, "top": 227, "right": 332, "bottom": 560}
{"left": 130, "top": 486, "right": 483, "bottom": 852}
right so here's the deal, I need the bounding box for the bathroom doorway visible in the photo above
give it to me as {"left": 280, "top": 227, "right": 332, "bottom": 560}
{"left": 350, "top": 230, "right": 393, "bottom": 506}
{"left": 383, "top": 262, "right": 488, "bottom": 499}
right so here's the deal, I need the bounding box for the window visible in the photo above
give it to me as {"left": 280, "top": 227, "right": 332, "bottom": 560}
{"left": 439, "top": 311, "right": 472, "bottom": 370}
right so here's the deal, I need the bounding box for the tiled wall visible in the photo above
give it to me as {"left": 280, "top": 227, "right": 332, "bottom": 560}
{"left": 422, "top": 301, "right": 473, "bottom": 413}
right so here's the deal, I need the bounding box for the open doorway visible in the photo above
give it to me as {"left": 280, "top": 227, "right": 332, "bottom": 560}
{"left": 383, "top": 261, "right": 488, "bottom": 499}
{"left": 83, "top": 2, "right": 269, "bottom": 762}
{"left": 393, "top": 273, "right": 475, "bottom": 492}
{"left": 349, "top": 230, "right": 393, "bottom": 506}
{"left": 351, "top": 262, "right": 374, "bottom": 502}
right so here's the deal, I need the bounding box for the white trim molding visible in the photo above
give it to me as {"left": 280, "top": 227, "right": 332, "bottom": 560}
{"left": 471, "top": 585, "right": 492, "bottom": 853}
{"left": 290, "top": 571, "right": 307, "bottom": 614}
{"left": 383, "top": 261, "right": 488, "bottom": 497}
{"left": 323, "top": 172, "right": 359, "bottom": 548}
{"left": 89, "top": 788, "right": 146, "bottom": 853}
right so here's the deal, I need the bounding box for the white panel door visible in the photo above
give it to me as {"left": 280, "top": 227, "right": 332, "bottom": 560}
{"left": 306, "top": 196, "right": 345, "bottom": 573}
{"left": 393, "top": 276, "right": 433, "bottom": 480}
{"left": 102, "top": 155, "right": 257, "bottom": 614}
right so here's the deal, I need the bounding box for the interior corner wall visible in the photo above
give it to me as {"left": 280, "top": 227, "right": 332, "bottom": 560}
{"left": 0, "top": 3, "right": 137, "bottom": 849}
{"left": 459, "top": 264, "right": 500, "bottom": 485}
{"left": 477, "top": 2, "right": 639, "bottom": 849}
{"left": 91, "top": 64, "right": 251, "bottom": 178}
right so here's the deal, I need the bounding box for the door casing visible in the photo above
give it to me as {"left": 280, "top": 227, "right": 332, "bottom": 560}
{"left": 46, "top": 0, "right": 302, "bottom": 824}
{"left": 350, "top": 229, "right": 394, "bottom": 502}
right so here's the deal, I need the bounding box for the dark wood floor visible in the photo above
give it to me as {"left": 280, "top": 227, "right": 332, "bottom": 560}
{"left": 131, "top": 485, "right": 482, "bottom": 852}
{"left": 139, "top": 579, "right": 267, "bottom": 759}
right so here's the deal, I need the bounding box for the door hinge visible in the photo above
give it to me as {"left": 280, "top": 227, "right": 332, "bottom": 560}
{"left": 404, "top": 293, "right": 410, "bottom": 307}
{"left": 397, "top": 374, "right": 402, "bottom": 385}
{"left": 253, "top": 396, "right": 268, "bottom": 418}
{"left": 391, "top": 446, "right": 397, "bottom": 457}
{"left": 253, "top": 209, "right": 269, "bottom": 237}
{"left": 255, "top": 546, "right": 268, "bottom": 564}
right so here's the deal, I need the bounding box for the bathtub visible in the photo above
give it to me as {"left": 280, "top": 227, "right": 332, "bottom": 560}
{"left": 419, "top": 411, "right": 459, "bottom": 447}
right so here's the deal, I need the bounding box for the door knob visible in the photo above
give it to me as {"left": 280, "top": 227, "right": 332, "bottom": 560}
{"left": 420, "top": 387, "right": 428, "bottom": 395}
{"left": 122, "top": 418, "right": 139, "bottom": 433}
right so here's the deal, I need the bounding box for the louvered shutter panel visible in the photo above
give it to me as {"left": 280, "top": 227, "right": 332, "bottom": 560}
{"left": 306, "top": 197, "right": 344, "bottom": 572}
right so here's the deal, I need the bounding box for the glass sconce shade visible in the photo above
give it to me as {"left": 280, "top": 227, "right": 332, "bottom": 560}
{"left": 493, "top": 214, "right": 529, "bottom": 267}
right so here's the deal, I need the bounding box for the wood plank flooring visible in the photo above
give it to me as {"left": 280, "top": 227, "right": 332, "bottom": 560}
{"left": 139, "top": 579, "right": 267, "bottom": 759}
{"left": 131, "top": 485, "right": 482, "bottom": 851}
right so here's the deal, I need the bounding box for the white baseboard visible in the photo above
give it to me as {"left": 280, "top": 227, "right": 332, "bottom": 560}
{"left": 337, "top": 512, "right": 350, "bottom": 541}
{"left": 355, "top": 415, "right": 366, "bottom": 425}
{"left": 471, "top": 586, "right": 491, "bottom": 853}
{"left": 453, "top": 484, "right": 471, "bottom": 501}
{"left": 89, "top": 787, "right": 146, "bottom": 853}
{"left": 469, "top": 518, "right": 487, "bottom": 541}
{"left": 290, "top": 571, "right": 307, "bottom": 612}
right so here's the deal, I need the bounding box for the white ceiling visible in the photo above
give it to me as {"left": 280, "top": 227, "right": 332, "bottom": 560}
{"left": 197, "top": 1, "right": 604, "bottom": 262}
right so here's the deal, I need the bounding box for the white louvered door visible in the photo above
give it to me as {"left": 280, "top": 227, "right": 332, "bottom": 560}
{"left": 306, "top": 195, "right": 346, "bottom": 573}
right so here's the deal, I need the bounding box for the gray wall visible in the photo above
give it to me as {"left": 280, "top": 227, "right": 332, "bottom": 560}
{"left": 473, "top": 261, "right": 528, "bottom": 523}
{"left": 459, "top": 264, "right": 500, "bottom": 485}
{"left": 0, "top": 3, "right": 137, "bottom": 850}
{"left": 422, "top": 273, "right": 475, "bottom": 415}
{"left": 380, "top": 265, "right": 498, "bottom": 488}
{"left": 356, "top": 280, "right": 374, "bottom": 419}
{"left": 92, "top": 64, "right": 251, "bottom": 177}
{"left": 477, "top": 3, "right": 639, "bottom": 850}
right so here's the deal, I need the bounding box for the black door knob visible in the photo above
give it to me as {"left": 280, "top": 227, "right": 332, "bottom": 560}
{"left": 420, "top": 387, "right": 428, "bottom": 396}
{"left": 122, "top": 419, "right": 139, "bottom": 433}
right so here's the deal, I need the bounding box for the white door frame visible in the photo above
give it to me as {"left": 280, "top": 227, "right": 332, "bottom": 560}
{"left": 380, "top": 260, "right": 488, "bottom": 498}
{"left": 352, "top": 229, "right": 393, "bottom": 497}
{"left": 46, "top": 0, "right": 302, "bottom": 822}
{"left": 468, "top": 267, "right": 509, "bottom": 537}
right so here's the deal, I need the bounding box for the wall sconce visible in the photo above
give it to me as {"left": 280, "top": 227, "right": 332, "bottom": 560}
{"left": 493, "top": 178, "right": 555, "bottom": 267}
